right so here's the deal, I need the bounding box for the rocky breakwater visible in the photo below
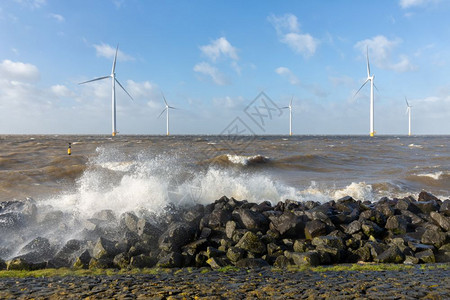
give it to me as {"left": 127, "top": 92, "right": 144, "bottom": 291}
{"left": 1, "top": 191, "right": 450, "bottom": 271}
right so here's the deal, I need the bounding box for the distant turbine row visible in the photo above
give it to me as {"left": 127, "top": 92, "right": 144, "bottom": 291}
{"left": 79, "top": 45, "right": 412, "bottom": 137}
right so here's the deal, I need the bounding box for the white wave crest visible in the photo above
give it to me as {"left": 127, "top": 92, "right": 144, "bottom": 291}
{"left": 226, "top": 154, "right": 270, "bottom": 166}
{"left": 417, "top": 171, "right": 444, "bottom": 180}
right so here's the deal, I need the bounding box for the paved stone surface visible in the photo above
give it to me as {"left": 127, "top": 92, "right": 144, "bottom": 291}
{"left": 0, "top": 265, "right": 449, "bottom": 299}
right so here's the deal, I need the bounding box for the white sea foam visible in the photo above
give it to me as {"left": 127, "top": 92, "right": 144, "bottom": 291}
{"left": 408, "top": 144, "right": 423, "bottom": 148}
{"left": 417, "top": 171, "right": 444, "bottom": 180}
{"left": 226, "top": 154, "right": 270, "bottom": 166}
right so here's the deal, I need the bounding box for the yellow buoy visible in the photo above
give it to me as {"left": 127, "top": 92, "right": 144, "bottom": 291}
{"left": 67, "top": 143, "right": 72, "bottom": 155}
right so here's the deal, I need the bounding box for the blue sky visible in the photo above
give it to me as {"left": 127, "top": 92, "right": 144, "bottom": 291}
{"left": 0, "top": 0, "right": 449, "bottom": 135}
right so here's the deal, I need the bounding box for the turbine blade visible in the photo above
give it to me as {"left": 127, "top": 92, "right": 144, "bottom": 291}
{"left": 158, "top": 108, "right": 167, "bottom": 118}
{"left": 366, "top": 46, "right": 371, "bottom": 76}
{"left": 168, "top": 106, "right": 177, "bottom": 109}
{"left": 290, "top": 96, "right": 293, "bottom": 107}
{"left": 112, "top": 44, "right": 119, "bottom": 74}
{"left": 161, "top": 92, "right": 168, "bottom": 106}
{"left": 405, "top": 97, "right": 410, "bottom": 107}
{"left": 354, "top": 79, "right": 369, "bottom": 98}
{"left": 115, "top": 78, "right": 134, "bottom": 101}
{"left": 373, "top": 83, "right": 379, "bottom": 92}
{"left": 281, "top": 106, "right": 289, "bottom": 109}
{"left": 406, "top": 107, "right": 409, "bottom": 114}
{"left": 79, "top": 75, "right": 110, "bottom": 85}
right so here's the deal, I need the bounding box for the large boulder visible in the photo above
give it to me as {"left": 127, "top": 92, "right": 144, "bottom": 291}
{"left": 421, "top": 229, "right": 447, "bottom": 248}
{"left": 157, "top": 251, "right": 183, "bottom": 268}
{"left": 93, "top": 237, "right": 118, "bottom": 259}
{"left": 385, "top": 215, "right": 409, "bottom": 235}
{"left": 286, "top": 251, "right": 320, "bottom": 267}
{"left": 235, "top": 231, "right": 266, "bottom": 254}
{"left": 15, "top": 237, "right": 56, "bottom": 263}
{"left": 269, "top": 211, "right": 306, "bottom": 238}
{"left": 374, "top": 246, "right": 405, "bottom": 263}
{"left": 430, "top": 212, "right": 450, "bottom": 232}
{"left": 232, "top": 208, "right": 269, "bottom": 233}
{"left": 304, "top": 220, "right": 327, "bottom": 240}
{"left": 158, "top": 222, "right": 196, "bottom": 252}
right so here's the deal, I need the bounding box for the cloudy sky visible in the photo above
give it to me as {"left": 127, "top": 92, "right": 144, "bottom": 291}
{"left": 0, "top": 0, "right": 449, "bottom": 135}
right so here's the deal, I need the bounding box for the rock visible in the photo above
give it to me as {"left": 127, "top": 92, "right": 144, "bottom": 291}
{"left": 366, "top": 242, "right": 389, "bottom": 260}
{"left": 293, "top": 240, "right": 307, "bottom": 253}
{"left": 93, "top": 210, "right": 116, "bottom": 222}
{"left": 232, "top": 208, "right": 269, "bottom": 233}
{"left": 156, "top": 252, "right": 183, "bottom": 268}
{"left": 120, "top": 212, "right": 139, "bottom": 232}
{"left": 311, "top": 236, "right": 345, "bottom": 250}
{"left": 430, "top": 212, "right": 450, "bottom": 231}
{"left": 206, "top": 257, "right": 229, "bottom": 269}
{"left": 206, "top": 246, "right": 224, "bottom": 259}
{"left": 113, "top": 253, "right": 130, "bottom": 269}
{"left": 421, "top": 229, "right": 447, "bottom": 248}
{"left": 0, "top": 212, "right": 26, "bottom": 232}
{"left": 225, "top": 220, "right": 237, "bottom": 239}
{"left": 286, "top": 251, "right": 320, "bottom": 267}
{"left": 181, "top": 239, "right": 208, "bottom": 256}
{"left": 416, "top": 201, "right": 439, "bottom": 214}
{"left": 418, "top": 191, "right": 440, "bottom": 202}
{"left": 50, "top": 239, "right": 87, "bottom": 268}
{"left": 93, "top": 237, "right": 118, "bottom": 259}
{"left": 274, "top": 255, "right": 291, "bottom": 267}
{"left": 73, "top": 250, "right": 91, "bottom": 269}
{"left": 345, "top": 220, "right": 362, "bottom": 235}
{"left": 235, "top": 231, "right": 266, "bottom": 254}
{"left": 400, "top": 210, "right": 425, "bottom": 227}
{"left": 17, "top": 237, "right": 55, "bottom": 263}
{"left": 7, "top": 258, "right": 32, "bottom": 271}
{"left": 0, "top": 259, "right": 5, "bottom": 270}
{"left": 89, "top": 257, "right": 114, "bottom": 269}
{"left": 226, "top": 247, "right": 245, "bottom": 262}
{"left": 158, "top": 222, "right": 195, "bottom": 252}
{"left": 304, "top": 220, "right": 327, "bottom": 240}
{"left": 395, "top": 198, "right": 421, "bottom": 214}
{"left": 359, "top": 209, "right": 386, "bottom": 227}
{"left": 129, "top": 254, "right": 156, "bottom": 268}
{"left": 415, "top": 249, "right": 435, "bottom": 263}
{"left": 435, "top": 250, "right": 450, "bottom": 263}
{"left": 385, "top": 215, "right": 409, "bottom": 235}
{"left": 235, "top": 258, "right": 269, "bottom": 268}
{"left": 251, "top": 201, "right": 273, "bottom": 213}
{"left": 404, "top": 255, "right": 419, "bottom": 264}
{"left": 268, "top": 243, "right": 285, "bottom": 256}
{"left": 199, "top": 227, "right": 212, "bottom": 239}
{"left": 350, "top": 245, "right": 372, "bottom": 262}
{"left": 137, "top": 219, "right": 162, "bottom": 242}
{"left": 269, "top": 211, "right": 306, "bottom": 238}
{"left": 439, "top": 200, "right": 450, "bottom": 216}
{"left": 361, "top": 220, "right": 384, "bottom": 238}
{"left": 375, "top": 246, "right": 405, "bottom": 263}
{"left": 207, "top": 206, "right": 232, "bottom": 229}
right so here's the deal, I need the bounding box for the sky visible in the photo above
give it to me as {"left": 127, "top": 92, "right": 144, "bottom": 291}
{"left": 0, "top": 0, "right": 449, "bottom": 135}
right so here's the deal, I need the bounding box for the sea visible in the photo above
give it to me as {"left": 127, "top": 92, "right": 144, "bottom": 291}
{"left": 0, "top": 134, "right": 449, "bottom": 260}
{"left": 0, "top": 135, "right": 448, "bottom": 213}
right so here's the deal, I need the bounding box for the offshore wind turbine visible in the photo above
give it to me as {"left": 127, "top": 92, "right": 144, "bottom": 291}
{"left": 355, "top": 47, "right": 375, "bottom": 137}
{"left": 158, "top": 93, "right": 177, "bottom": 136}
{"left": 282, "top": 96, "right": 293, "bottom": 136}
{"left": 79, "top": 45, "right": 134, "bottom": 136}
{"left": 405, "top": 97, "right": 412, "bottom": 136}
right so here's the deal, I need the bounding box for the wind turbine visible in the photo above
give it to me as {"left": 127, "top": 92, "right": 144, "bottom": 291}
{"left": 79, "top": 44, "right": 134, "bottom": 136}
{"left": 405, "top": 97, "right": 412, "bottom": 136}
{"left": 158, "top": 93, "right": 177, "bottom": 136}
{"left": 282, "top": 96, "right": 293, "bottom": 136}
{"left": 355, "top": 47, "right": 375, "bottom": 137}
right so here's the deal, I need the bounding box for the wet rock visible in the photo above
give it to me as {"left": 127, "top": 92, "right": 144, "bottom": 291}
{"left": 93, "top": 210, "right": 116, "bottom": 222}
{"left": 375, "top": 246, "right": 405, "bottom": 263}
{"left": 311, "top": 236, "right": 344, "bottom": 250}
{"left": 418, "top": 191, "right": 440, "bottom": 202}
{"left": 274, "top": 255, "right": 291, "bottom": 267}
{"left": 73, "top": 249, "right": 91, "bottom": 269}
{"left": 120, "top": 212, "right": 139, "bottom": 232}
{"left": 286, "top": 251, "right": 320, "bottom": 267}
{"left": 345, "top": 220, "right": 362, "bottom": 235}
{"left": 359, "top": 209, "right": 386, "bottom": 227}
{"left": 226, "top": 247, "right": 245, "bottom": 262}
{"left": 157, "top": 252, "right": 183, "bottom": 268}
{"left": 113, "top": 253, "right": 130, "bottom": 269}
{"left": 404, "top": 255, "right": 419, "bottom": 264}
{"left": 206, "top": 246, "right": 224, "bottom": 259}
{"left": 235, "top": 231, "right": 266, "bottom": 254}
{"left": 415, "top": 249, "right": 435, "bottom": 263}
{"left": 207, "top": 206, "right": 232, "bottom": 229}
{"left": 416, "top": 201, "right": 439, "bottom": 214}
{"left": 7, "top": 258, "right": 32, "bottom": 271}
{"left": 49, "top": 239, "right": 87, "bottom": 268}
{"left": 0, "top": 212, "right": 26, "bottom": 232}
{"left": 93, "top": 237, "right": 118, "bottom": 259}
{"left": 435, "top": 250, "right": 450, "bottom": 263}
{"left": 421, "top": 229, "right": 447, "bottom": 248}
{"left": 430, "top": 212, "right": 450, "bottom": 232}
{"left": 16, "top": 237, "right": 56, "bottom": 263}
{"left": 137, "top": 218, "right": 162, "bottom": 243}
{"left": 225, "top": 220, "right": 237, "bottom": 239}
{"left": 129, "top": 254, "right": 156, "bottom": 268}
{"left": 0, "top": 259, "right": 5, "bottom": 270}
{"left": 385, "top": 215, "right": 409, "bottom": 235}
{"left": 269, "top": 211, "right": 306, "bottom": 238}
{"left": 232, "top": 208, "right": 269, "bottom": 233}
{"left": 89, "top": 257, "right": 114, "bottom": 269}
{"left": 395, "top": 198, "right": 421, "bottom": 214}
{"left": 235, "top": 258, "right": 269, "bottom": 268}
{"left": 439, "top": 200, "right": 450, "bottom": 216}
{"left": 361, "top": 220, "right": 384, "bottom": 238}
{"left": 158, "top": 222, "right": 195, "bottom": 252}
{"left": 206, "top": 257, "right": 229, "bottom": 269}
{"left": 304, "top": 220, "right": 327, "bottom": 240}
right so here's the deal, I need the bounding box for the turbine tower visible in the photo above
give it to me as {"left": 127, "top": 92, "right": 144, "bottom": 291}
{"left": 79, "top": 44, "right": 133, "bottom": 136}
{"left": 282, "top": 96, "right": 293, "bottom": 136}
{"left": 355, "top": 47, "right": 375, "bottom": 137}
{"left": 405, "top": 97, "right": 412, "bottom": 136}
{"left": 158, "top": 93, "right": 177, "bottom": 136}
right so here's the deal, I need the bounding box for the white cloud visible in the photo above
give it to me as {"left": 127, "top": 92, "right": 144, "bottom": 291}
{"left": 125, "top": 80, "right": 159, "bottom": 100}
{"left": 193, "top": 62, "right": 228, "bottom": 85}
{"left": 354, "top": 35, "right": 416, "bottom": 72}
{"left": 399, "top": 0, "right": 440, "bottom": 8}
{"left": 49, "top": 13, "right": 65, "bottom": 22}
{"left": 93, "top": 43, "right": 135, "bottom": 61}
{"left": 212, "top": 96, "right": 245, "bottom": 109}
{"left": 0, "top": 60, "right": 40, "bottom": 82}
{"left": 200, "top": 37, "right": 238, "bottom": 62}
{"left": 51, "top": 85, "right": 74, "bottom": 98}
{"left": 275, "top": 67, "right": 301, "bottom": 85}
{"left": 268, "top": 13, "right": 319, "bottom": 57}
